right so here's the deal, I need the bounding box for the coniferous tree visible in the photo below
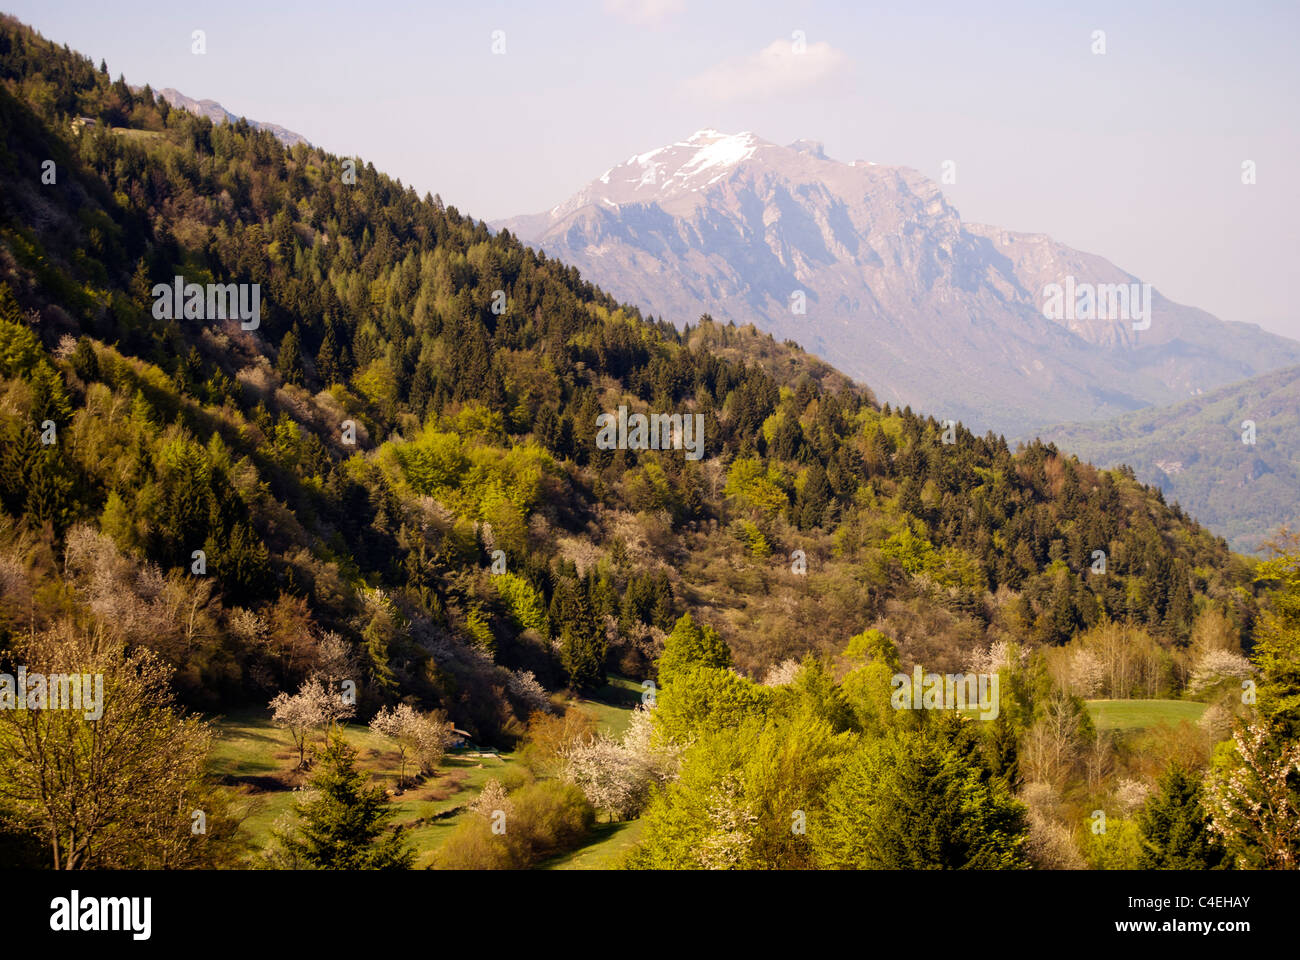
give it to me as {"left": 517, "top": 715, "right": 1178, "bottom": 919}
{"left": 316, "top": 322, "right": 341, "bottom": 385}
{"left": 560, "top": 626, "right": 605, "bottom": 692}
{"left": 276, "top": 323, "right": 305, "bottom": 385}
{"left": 1136, "top": 762, "right": 1227, "bottom": 869}
{"left": 275, "top": 736, "right": 413, "bottom": 869}
{"left": 657, "top": 612, "right": 732, "bottom": 686}
{"left": 982, "top": 711, "right": 1021, "bottom": 787}
{"left": 796, "top": 460, "right": 832, "bottom": 529}
{"left": 69, "top": 337, "right": 99, "bottom": 383}
{"left": 27, "top": 361, "right": 71, "bottom": 425}
{"left": 813, "top": 722, "right": 1028, "bottom": 869}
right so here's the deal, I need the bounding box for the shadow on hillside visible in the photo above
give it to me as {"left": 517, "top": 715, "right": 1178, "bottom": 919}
{"left": 590, "top": 676, "right": 642, "bottom": 708}
{"left": 218, "top": 772, "right": 300, "bottom": 793}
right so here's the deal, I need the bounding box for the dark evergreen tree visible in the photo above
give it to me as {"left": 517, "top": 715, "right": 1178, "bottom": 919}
{"left": 277, "top": 736, "right": 413, "bottom": 869}
{"left": 1136, "top": 762, "right": 1228, "bottom": 869}
{"left": 276, "top": 323, "right": 305, "bottom": 386}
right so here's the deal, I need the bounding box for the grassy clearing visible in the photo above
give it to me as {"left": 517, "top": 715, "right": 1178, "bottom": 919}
{"left": 1085, "top": 699, "right": 1207, "bottom": 731}
{"left": 110, "top": 126, "right": 165, "bottom": 142}
{"left": 208, "top": 707, "right": 517, "bottom": 866}
{"left": 564, "top": 674, "right": 642, "bottom": 738}
{"left": 541, "top": 818, "right": 644, "bottom": 870}
{"left": 210, "top": 675, "right": 644, "bottom": 868}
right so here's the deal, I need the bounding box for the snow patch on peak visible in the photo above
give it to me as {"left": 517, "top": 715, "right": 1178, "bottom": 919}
{"left": 632, "top": 145, "right": 667, "bottom": 166}
{"left": 546, "top": 131, "right": 765, "bottom": 219}
{"left": 593, "top": 131, "right": 760, "bottom": 198}
{"left": 678, "top": 132, "right": 757, "bottom": 176}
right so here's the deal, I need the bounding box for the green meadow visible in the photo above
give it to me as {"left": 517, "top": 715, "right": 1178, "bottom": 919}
{"left": 208, "top": 676, "right": 640, "bottom": 868}
{"left": 1084, "top": 699, "right": 1208, "bottom": 731}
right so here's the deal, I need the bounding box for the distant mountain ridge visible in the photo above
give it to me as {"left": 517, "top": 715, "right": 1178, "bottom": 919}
{"left": 496, "top": 131, "right": 1300, "bottom": 436}
{"left": 1043, "top": 365, "right": 1300, "bottom": 553}
{"left": 156, "top": 87, "right": 309, "bottom": 148}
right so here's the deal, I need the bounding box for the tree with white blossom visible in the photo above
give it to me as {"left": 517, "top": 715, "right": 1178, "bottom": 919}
{"left": 1187, "top": 648, "right": 1255, "bottom": 697}
{"left": 369, "top": 703, "right": 455, "bottom": 788}
{"left": 507, "top": 669, "right": 551, "bottom": 714}
{"left": 313, "top": 674, "right": 357, "bottom": 741}
{"left": 470, "top": 778, "right": 512, "bottom": 820}
{"left": 560, "top": 707, "right": 679, "bottom": 820}
{"left": 270, "top": 675, "right": 357, "bottom": 767}
{"left": 696, "top": 776, "right": 758, "bottom": 870}
{"left": 270, "top": 682, "right": 324, "bottom": 768}
{"left": 1204, "top": 718, "right": 1300, "bottom": 869}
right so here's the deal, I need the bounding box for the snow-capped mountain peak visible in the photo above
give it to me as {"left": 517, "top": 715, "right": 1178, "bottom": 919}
{"left": 557, "top": 131, "right": 765, "bottom": 217}
{"left": 496, "top": 130, "right": 1300, "bottom": 435}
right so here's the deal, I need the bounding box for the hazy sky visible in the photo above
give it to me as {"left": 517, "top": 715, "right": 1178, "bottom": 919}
{"left": 12, "top": 0, "right": 1299, "bottom": 340}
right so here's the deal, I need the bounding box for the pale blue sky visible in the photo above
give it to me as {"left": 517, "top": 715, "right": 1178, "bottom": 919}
{"left": 11, "top": 1, "right": 1299, "bottom": 339}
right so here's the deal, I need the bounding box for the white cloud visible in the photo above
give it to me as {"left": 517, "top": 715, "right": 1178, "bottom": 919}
{"left": 685, "top": 38, "right": 849, "bottom": 102}
{"left": 603, "top": 0, "right": 685, "bottom": 26}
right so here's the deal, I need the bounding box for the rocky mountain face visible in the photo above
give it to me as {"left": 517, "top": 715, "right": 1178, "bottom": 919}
{"left": 157, "top": 88, "right": 309, "bottom": 148}
{"left": 497, "top": 131, "right": 1300, "bottom": 435}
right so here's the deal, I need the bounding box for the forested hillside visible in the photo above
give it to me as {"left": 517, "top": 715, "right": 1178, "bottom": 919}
{"left": 1044, "top": 365, "right": 1300, "bottom": 554}
{"left": 1, "top": 16, "right": 1295, "bottom": 872}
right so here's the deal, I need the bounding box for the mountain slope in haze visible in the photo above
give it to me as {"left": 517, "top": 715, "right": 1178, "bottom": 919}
{"left": 1043, "top": 365, "right": 1300, "bottom": 553}
{"left": 157, "top": 87, "right": 309, "bottom": 147}
{"left": 497, "top": 131, "right": 1300, "bottom": 436}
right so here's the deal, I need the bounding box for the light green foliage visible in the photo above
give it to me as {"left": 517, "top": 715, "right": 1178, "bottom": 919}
{"left": 389, "top": 422, "right": 553, "bottom": 528}
{"left": 465, "top": 605, "right": 496, "bottom": 656}
{"left": 840, "top": 629, "right": 906, "bottom": 735}
{"left": 451, "top": 402, "right": 506, "bottom": 444}
{"left": 732, "top": 518, "right": 771, "bottom": 559}
{"left": 1081, "top": 816, "right": 1143, "bottom": 870}
{"left": 881, "top": 522, "right": 936, "bottom": 575}
{"left": 656, "top": 613, "right": 733, "bottom": 688}
{"left": 623, "top": 458, "right": 675, "bottom": 513}
{"left": 434, "top": 779, "right": 594, "bottom": 869}
{"left": 626, "top": 713, "right": 850, "bottom": 869}
{"left": 353, "top": 358, "right": 399, "bottom": 414}
{"left": 1252, "top": 539, "right": 1300, "bottom": 740}
{"left": 653, "top": 666, "right": 770, "bottom": 744}
{"left": 881, "top": 520, "right": 984, "bottom": 591}
{"left": 0, "top": 317, "right": 42, "bottom": 379}
{"left": 495, "top": 573, "right": 549, "bottom": 637}
{"left": 724, "top": 456, "right": 788, "bottom": 523}
{"left": 393, "top": 428, "right": 469, "bottom": 492}
{"left": 773, "top": 656, "right": 856, "bottom": 733}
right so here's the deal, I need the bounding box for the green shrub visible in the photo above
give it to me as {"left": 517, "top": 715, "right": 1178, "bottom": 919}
{"left": 433, "top": 779, "right": 593, "bottom": 869}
